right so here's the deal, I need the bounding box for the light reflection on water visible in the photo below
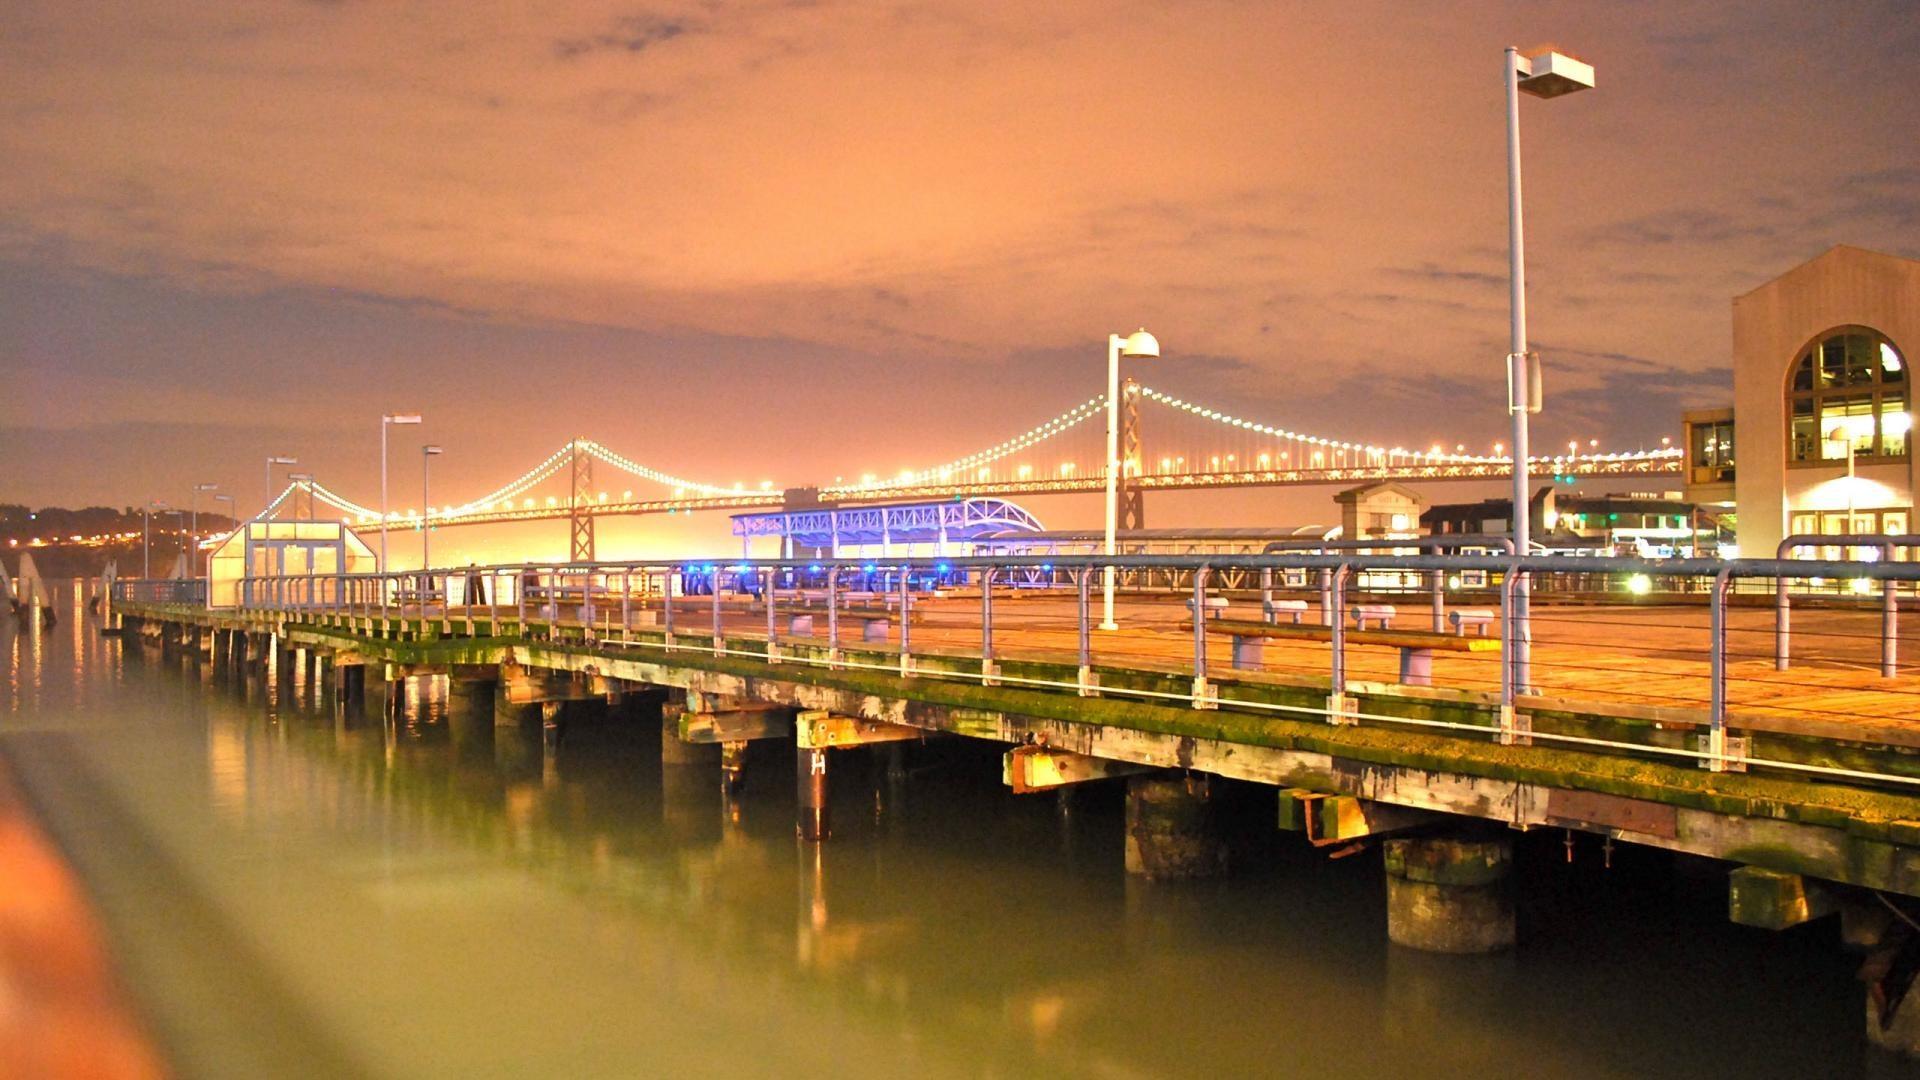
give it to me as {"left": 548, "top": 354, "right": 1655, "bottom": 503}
{"left": 0, "top": 609, "right": 1900, "bottom": 1078}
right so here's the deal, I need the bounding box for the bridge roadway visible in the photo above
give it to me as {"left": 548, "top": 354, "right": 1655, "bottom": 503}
{"left": 343, "top": 453, "right": 1682, "bottom": 533}
{"left": 108, "top": 558, "right": 1920, "bottom": 1054}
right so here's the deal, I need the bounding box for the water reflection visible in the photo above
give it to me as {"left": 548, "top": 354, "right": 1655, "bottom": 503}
{"left": 0, "top": 615, "right": 1895, "bottom": 1077}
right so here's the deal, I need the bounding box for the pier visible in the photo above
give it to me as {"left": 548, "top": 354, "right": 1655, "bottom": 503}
{"left": 109, "top": 550, "right": 1920, "bottom": 1056}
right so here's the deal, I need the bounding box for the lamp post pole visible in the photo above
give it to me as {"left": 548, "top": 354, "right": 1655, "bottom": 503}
{"left": 264, "top": 456, "right": 297, "bottom": 519}
{"left": 422, "top": 445, "right": 442, "bottom": 570}
{"left": 1502, "top": 45, "right": 1593, "bottom": 692}
{"left": 190, "top": 483, "right": 218, "bottom": 578}
{"left": 380, "top": 413, "right": 423, "bottom": 571}
{"left": 142, "top": 502, "right": 167, "bottom": 578}
{"left": 1102, "top": 329, "right": 1160, "bottom": 631}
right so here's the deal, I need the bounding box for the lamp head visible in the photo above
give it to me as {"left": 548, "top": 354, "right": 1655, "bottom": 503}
{"left": 193, "top": 482, "right": 219, "bottom": 492}
{"left": 423, "top": 444, "right": 443, "bottom": 456}
{"left": 1517, "top": 50, "right": 1595, "bottom": 98}
{"left": 268, "top": 455, "right": 298, "bottom": 465}
{"left": 385, "top": 413, "right": 423, "bottom": 425}
{"left": 1119, "top": 328, "right": 1160, "bottom": 359}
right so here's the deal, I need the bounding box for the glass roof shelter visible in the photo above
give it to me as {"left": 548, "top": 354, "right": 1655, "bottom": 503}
{"left": 732, "top": 498, "right": 1044, "bottom": 559}
{"left": 206, "top": 520, "right": 377, "bottom": 608}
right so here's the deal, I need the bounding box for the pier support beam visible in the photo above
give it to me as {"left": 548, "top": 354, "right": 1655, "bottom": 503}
{"left": 1383, "top": 833, "right": 1515, "bottom": 953}
{"left": 662, "top": 723, "right": 718, "bottom": 766}
{"left": 1124, "top": 774, "right": 1228, "bottom": 880}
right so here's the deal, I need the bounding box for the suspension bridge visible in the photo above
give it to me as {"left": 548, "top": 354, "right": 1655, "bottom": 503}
{"left": 263, "top": 381, "right": 1681, "bottom": 558}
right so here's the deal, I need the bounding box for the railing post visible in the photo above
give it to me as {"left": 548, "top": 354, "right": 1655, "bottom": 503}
{"left": 1430, "top": 568, "right": 1445, "bottom": 633}
{"left": 662, "top": 566, "right": 676, "bottom": 651}
{"left": 1076, "top": 568, "right": 1095, "bottom": 695}
{"left": 897, "top": 564, "right": 913, "bottom": 677}
{"left": 1191, "top": 564, "right": 1216, "bottom": 708}
{"left": 980, "top": 566, "right": 998, "bottom": 685}
{"left": 826, "top": 566, "right": 841, "bottom": 668}
{"left": 1707, "top": 567, "right": 1741, "bottom": 772}
{"left": 1497, "top": 560, "right": 1527, "bottom": 745}
{"left": 712, "top": 569, "right": 725, "bottom": 657}
{"left": 1884, "top": 563, "right": 1899, "bottom": 680}
{"left": 1327, "top": 562, "right": 1352, "bottom": 723}
{"left": 1775, "top": 564, "right": 1790, "bottom": 671}
{"left": 1260, "top": 567, "right": 1275, "bottom": 625}
{"left": 765, "top": 567, "right": 780, "bottom": 664}
{"left": 515, "top": 568, "right": 526, "bottom": 631}
{"left": 582, "top": 566, "right": 596, "bottom": 636}
{"left": 620, "top": 570, "right": 630, "bottom": 640}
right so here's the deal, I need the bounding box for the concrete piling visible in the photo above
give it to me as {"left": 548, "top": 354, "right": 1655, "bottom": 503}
{"left": 1382, "top": 833, "right": 1516, "bottom": 953}
{"left": 797, "top": 747, "right": 829, "bottom": 842}
{"left": 1124, "top": 774, "right": 1228, "bottom": 880}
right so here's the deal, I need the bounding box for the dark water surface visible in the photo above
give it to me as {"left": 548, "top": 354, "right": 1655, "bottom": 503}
{"left": 0, "top": 604, "right": 1897, "bottom": 1078}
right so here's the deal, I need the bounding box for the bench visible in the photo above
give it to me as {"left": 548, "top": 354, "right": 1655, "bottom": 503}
{"left": 1196, "top": 617, "right": 1501, "bottom": 688}
{"left": 1447, "top": 608, "right": 1496, "bottom": 636}
{"left": 1262, "top": 598, "right": 1310, "bottom": 625}
{"left": 1186, "top": 596, "right": 1230, "bottom": 620}
{"left": 1349, "top": 604, "right": 1395, "bottom": 631}
{"left": 782, "top": 607, "right": 895, "bottom": 641}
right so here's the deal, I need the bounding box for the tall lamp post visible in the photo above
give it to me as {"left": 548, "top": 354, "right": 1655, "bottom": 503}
{"left": 380, "top": 413, "right": 423, "bottom": 571}
{"left": 264, "top": 456, "right": 298, "bottom": 519}
{"left": 1504, "top": 45, "right": 1594, "bottom": 690}
{"left": 421, "top": 444, "right": 442, "bottom": 570}
{"left": 1827, "top": 427, "right": 1858, "bottom": 540}
{"left": 1102, "top": 328, "right": 1161, "bottom": 630}
{"left": 142, "top": 501, "right": 169, "bottom": 578}
{"left": 190, "top": 482, "right": 218, "bottom": 578}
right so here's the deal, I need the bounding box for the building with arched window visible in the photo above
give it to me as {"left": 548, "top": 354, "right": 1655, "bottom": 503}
{"left": 1684, "top": 246, "right": 1920, "bottom": 556}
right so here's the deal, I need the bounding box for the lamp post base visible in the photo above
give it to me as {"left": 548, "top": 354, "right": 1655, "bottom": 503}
{"left": 1098, "top": 622, "right": 1120, "bottom": 632}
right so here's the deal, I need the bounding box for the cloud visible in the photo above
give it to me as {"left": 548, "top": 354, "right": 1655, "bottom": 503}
{"left": 554, "top": 13, "right": 692, "bottom": 59}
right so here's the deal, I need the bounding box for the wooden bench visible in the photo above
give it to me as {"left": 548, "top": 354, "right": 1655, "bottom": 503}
{"left": 782, "top": 606, "right": 896, "bottom": 641}
{"left": 1197, "top": 617, "right": 1501, "bottom": 688}
{"left": 1447, "top": 608, "right": 1496, "bottom": 636}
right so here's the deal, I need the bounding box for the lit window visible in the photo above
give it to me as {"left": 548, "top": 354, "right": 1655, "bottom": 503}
{"left": 1787, "top": 330, "right": 1908, "bottom": 464}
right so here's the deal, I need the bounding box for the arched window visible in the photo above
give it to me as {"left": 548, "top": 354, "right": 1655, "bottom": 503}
{"left": 1786, "top": 328, "right": 1909, "bottom": 465}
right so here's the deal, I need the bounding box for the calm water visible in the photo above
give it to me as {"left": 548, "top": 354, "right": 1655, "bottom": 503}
{"left": 0, "top": 597, "right": 1897, "bottom": 1078}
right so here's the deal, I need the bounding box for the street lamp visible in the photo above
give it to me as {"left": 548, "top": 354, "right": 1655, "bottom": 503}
{"left": 380, "top": 413, "right": 423, "bottom": 571}
{"left": 190, "top": 483, "right": 218, "bottom": 578}
{"left": 1827, "top": 427, "right": 1857, "bottom": 538}
{"left": 1103, "top": 328, "right": 1160, "bottom": 631}
{"left": 421, "top": 444, "right": 443, "bottom": 570}
{"left": 142, "top": 501, "right": 169, "bottom": 578}
{"left": 264, "top": 456, "right": 298, "bottom": 519}
{"left": 1504, "top": 45, "right": 1594, "bottom": 690}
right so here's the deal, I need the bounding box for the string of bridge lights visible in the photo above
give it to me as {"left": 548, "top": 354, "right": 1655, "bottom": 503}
{"left": 249, "top": 389, "right": 1685, "bottom": 530}
{"left": 825, "top": 395, "right": 1107, "bottom": 491}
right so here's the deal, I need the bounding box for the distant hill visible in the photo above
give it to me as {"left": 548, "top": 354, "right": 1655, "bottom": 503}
{"left": 0, "top": 503, "right": 238, "bottom": 580}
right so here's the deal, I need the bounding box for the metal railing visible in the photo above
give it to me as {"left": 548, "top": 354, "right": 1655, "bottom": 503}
{"left": 110, "top": 551, "right": 1920, "bottom": 788}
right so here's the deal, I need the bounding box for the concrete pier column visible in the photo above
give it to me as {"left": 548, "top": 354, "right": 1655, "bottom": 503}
{"left": 797, "top": 747, "right": 830, "bottom": 842}
{"left": 1383, "top": 833, "right": 1516, "bottom": 953}
{"left": 334, "top": 663, "right": 365, "bottom": 713}
{"left": 1124, "top": 774, "right": 1228, "bottom": 880}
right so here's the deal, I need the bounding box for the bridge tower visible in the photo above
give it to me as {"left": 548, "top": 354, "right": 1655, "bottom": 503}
{"left": 1118, "top": 377, "right": 1145, "bottom": 530}
{"left": 569, "top": 440, "right": 596, "bottom": 562}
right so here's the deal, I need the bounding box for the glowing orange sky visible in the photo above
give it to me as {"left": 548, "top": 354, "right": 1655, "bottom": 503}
{"left": 3, "top": 1, "right": 1916, "bottom": 546}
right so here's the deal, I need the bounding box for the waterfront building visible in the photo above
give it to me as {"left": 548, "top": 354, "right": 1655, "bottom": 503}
{"left": 1682, "top": 245, "right": 1920, "bottom": 556}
